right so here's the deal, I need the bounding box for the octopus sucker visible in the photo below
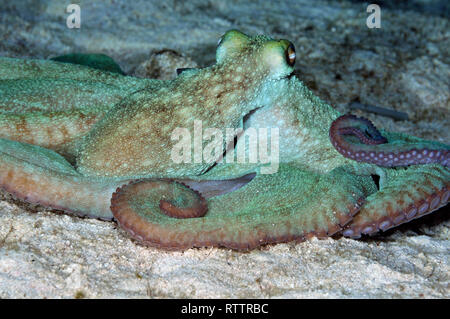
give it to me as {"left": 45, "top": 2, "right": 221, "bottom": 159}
{"left": 330, "top": 114, "right": 388, "bottom": 146}
{"left": 0, "top": 30, "right": 448, "bottom": 250}
{"left": 0, "top": 138, "right": 121, "bottom": 219}
{"left": 159, "top": 184, "right": 208, "bottom": 219}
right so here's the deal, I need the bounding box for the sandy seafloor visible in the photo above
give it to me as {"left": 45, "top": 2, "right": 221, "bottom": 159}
{"left": 0, "top": 0, "right": 449, "bottom": 298}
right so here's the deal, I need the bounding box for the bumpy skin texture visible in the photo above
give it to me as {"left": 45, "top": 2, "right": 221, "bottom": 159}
{"left": 0, "top": 30, "right": 449, "bottom": 250}
{"left": 330, "top": 114, "right": 449, "bottom": 167}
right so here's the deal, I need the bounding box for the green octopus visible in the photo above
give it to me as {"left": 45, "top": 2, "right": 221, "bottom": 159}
{"left": 0, "top": 30, "right": 448, "bottom": 250}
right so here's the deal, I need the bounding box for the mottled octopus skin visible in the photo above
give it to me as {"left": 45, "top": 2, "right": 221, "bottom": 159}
{"left": 0, "top": 30, "right": 449, "bottom": 251}
{"left": 342, "top": 164, "right": 450, "bottom": 238}
{"left": 0, "top": 57, "right": 162, "bottom": 160}
{"left": 330, "top": 114, "right": 449, "bottom": 167}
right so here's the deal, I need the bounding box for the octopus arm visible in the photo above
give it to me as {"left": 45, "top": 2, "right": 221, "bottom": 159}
{"left": 330, "top": 114, "right": 449, "bottom": 167}
{"left": 342, "top": 164, "right": 450, "bottom": 238}
{"left": 50, "top": 53, "right": 125, "bottom": 75}
{"left": 110, "top": 165, "right": 376, "bottom": 250}
{"left": 0, "top": 138, "right": 122, "bottom": 220}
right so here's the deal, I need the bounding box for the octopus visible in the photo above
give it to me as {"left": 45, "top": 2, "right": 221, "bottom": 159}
{"left": 0, "top": 30, "right": 448, "bottom": 250}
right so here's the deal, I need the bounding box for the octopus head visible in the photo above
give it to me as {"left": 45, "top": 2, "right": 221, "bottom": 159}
{"left": 216, "top": 30, "right": 296, "bottom": 81}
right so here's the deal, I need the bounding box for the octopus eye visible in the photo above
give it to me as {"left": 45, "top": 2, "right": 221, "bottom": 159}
{"left": 285, "top": 43, "right": 296, "bottom": 67}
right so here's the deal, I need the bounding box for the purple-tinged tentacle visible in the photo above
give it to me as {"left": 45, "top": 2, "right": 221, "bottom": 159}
{"left": 342, "top": 164, "right": 450, "bottom": 238}
{"left": 330, "top": 114, "right": 450, "bottom": 167}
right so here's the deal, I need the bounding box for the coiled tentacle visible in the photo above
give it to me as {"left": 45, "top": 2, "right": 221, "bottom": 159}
{"left": 330, "top": 114, "right": 449, "bottom": 167}
{"left": 0, "top": 138, "right": 121, "bottom": 220}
